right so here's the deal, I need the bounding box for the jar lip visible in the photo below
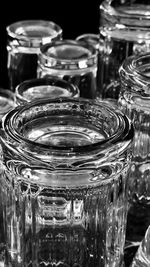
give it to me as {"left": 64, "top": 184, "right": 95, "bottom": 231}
{"left": 100, "top": 1, "right": 150, "bottom": 18}
{"left": 119, "top": 53, "right": 150, "bottom": 87}
{"left": 39, "top": 39, "right": 97, "bottom": 70}
{"left": 2, "top": 98, "right": 133, "bottom": 155}
{"left": 15, "top": 77, "right": 79, "bottom": 103}
{"left": 6, "top": 20, "right": 63, "bottom": 48}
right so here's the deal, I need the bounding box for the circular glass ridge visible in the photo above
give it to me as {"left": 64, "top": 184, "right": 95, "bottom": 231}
{"left": 15, "top": 77, "right": 79, "bottom": 103}
{"left": 119, "top": 53, "right": 150, "bottom": 96}
{"left": 2, "top": 98, "right": 133, "bottom": 156}
{"left": 100, "top": 1, "right": 150, "bottom": 20}
{"left": 39, "top": 40, "right": 97, "bottom": 70}
{"left": 6, "top": 20, "right": 63, "bottom": 47}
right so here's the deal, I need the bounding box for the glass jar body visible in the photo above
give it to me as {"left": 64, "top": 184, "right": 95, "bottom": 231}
{"left": 99, "top": 0, "right": 150, "bottom": 100}
{"left": 38, "top": 40, "right": 98, "bottom": 99}
{"left": 7, "top": 20, "right": 62, "bottom": 91}
{"left": 118, "top": 53, "right": 150, "bottom": 252}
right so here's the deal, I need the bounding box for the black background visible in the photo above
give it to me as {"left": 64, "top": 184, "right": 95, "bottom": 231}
{"left": 0, "top": 0, "right": 102, "bottom": 89}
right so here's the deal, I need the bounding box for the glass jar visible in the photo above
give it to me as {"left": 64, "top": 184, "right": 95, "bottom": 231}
{"left": 99, "top": 0, "right": 150, "bottom": 100}
{"left": 0, "top": 98, "right": 133, "bottom": 267}
{"left": 15, "top": 77, "right": 79, "bottom": 105}
{"left": 6, "top": 20, "right": 62, "bottom": 91}
{"left": 118, "top": 52, "right": 150, "bottom": 254}
{"left": 37, "top": 39, "right": 98, "bottom": 99}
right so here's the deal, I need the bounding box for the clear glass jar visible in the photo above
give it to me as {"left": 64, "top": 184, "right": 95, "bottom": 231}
{"left": 15, "top": 77, "right": 79, "bottom": 105}
{"left": 7, "top": 20, "right": 62, "bottom": 91}
{"left": 99, "top": 0, "right": 150, "bottom": 100}
{"left": 118, "top": 52, "right": 150, "bottom": 255}
{"left": 37, "top": 39, "right": 98, "bottom": 99}
{"left": 0, "top": 98, "right": 133, "bottom": 267}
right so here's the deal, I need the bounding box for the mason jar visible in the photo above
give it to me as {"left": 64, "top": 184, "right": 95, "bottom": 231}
{"left": 0, "top": 98, "right": 133, "bottom": 267}
{"left": 37, "top": 39, "right": 98, "bottom": 99}
{"left": 99, "top": 0, "right": 150, "bottom": 100}
{"left": 118, "top": 52, "right": 150, "bottom": 254}
{"left": 6, "top": 20, "right": 62, "bottom": 91}
{"left": 15, "top": 77, "right": 79, "bottom": 105}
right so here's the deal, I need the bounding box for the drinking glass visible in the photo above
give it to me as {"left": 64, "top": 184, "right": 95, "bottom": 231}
{"left": 37, "top": 39, "right": 98, "bottom": 99}
{"left": 0, "top": 98, "right": 133, "bottom": 267}
{"left": 99, "top": 0, "right": 150, "bottom": 100}
{"left": 15, "top": 77, "right": 79, "bottom": 105}
{"left": 118, "top": 53, "right": 150, "bottom": 255}
{"left": 6, "top": 20, "right": 62, "bottom": 91}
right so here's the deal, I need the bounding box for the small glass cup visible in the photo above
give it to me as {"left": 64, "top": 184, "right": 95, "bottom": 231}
{"left": 15, "top": 77, "right": 79, "bottom": 105}
{"left": 118, "top": 52, "right": 150, "bottom": 254}
{"left": 0, "top": 98, "right": 133, "bottom": 267}
{"left": 99, "top": 0, "right": 150, "bottom": 100}
{"left": 6, "top": 20, "right": 63, "bottom": 91}
{"left": 37, "top": 39, "right": 98, "bottom": 99}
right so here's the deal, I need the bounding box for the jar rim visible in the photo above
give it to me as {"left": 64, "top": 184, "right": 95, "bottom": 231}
{"left": 119, "top": 53, "right": 150, "bottom": 94}
{"left": 6, "top": 20, "right": 63, "bottom": 48}
{"left": 38, "top": 39, "right": 97, "bottom": 70}
{"left": 15, "top": 77, "right": 79, "bottom": 103}
{"left": 1, "top": 98, "right": 133, "bottom": 156}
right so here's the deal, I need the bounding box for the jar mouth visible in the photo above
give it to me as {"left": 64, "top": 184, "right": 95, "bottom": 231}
{"left": 101, "top": 1, "right": 150, "bottom": 19}
{"left": 100, "top": 1, "right": 150, "bottom": 35}
{"left": 119, "top": 53, "right": 150, "bottom": 96}
{"left": 6, "top": 20, "right": 62, "bottom": 48}
{"left": 15, "top": 77, "right": 79, "bottom": 103}
{"left": 39, "top": 40, "right": 97, "bottom": 70}
{"left": 2, "top": 98, "right": 133, "bottom": 157}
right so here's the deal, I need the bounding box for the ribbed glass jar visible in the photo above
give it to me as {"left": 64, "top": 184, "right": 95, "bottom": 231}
{"left": 99, "top": 0, "right": 150, "bottom": 100}
{"left": 118, "top": 52, "right": 150, "bottom": 253}
{"left": 0, "top": 98, "right": 133, "bottom": 267}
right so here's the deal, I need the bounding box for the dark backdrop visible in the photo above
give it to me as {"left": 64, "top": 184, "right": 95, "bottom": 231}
{"left": 0, "top": 0, "right": 102, "bottom": 89}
